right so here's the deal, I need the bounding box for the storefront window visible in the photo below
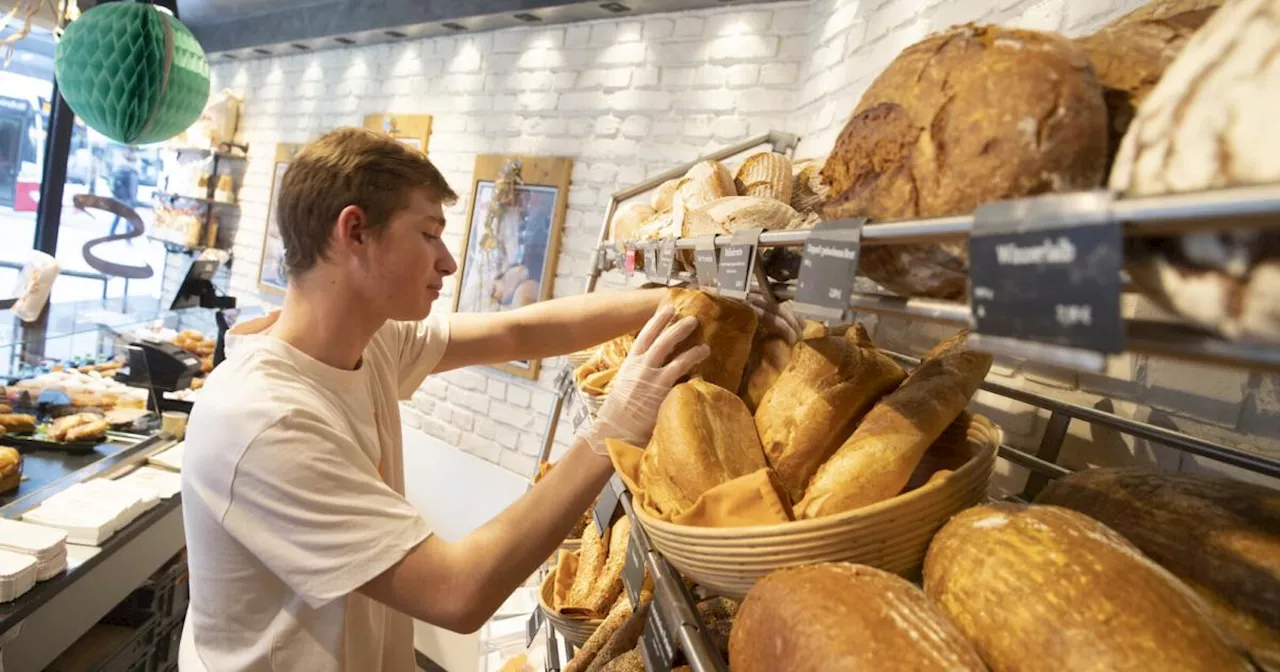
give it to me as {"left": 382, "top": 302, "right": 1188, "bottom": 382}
{"left": 52, "top": 123, "right": 170, "bottom": 302}
{"left": 0, "top": 24, "right": 55, "bottom": 292}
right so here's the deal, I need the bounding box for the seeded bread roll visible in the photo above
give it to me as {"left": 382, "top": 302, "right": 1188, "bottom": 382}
{"left": 822, "top": 24, "right": 1108, "bottom": 299}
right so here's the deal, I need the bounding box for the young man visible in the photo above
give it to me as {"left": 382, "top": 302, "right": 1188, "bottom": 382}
{"left": 178, "top": 128, "right": 794, "bottom": 672}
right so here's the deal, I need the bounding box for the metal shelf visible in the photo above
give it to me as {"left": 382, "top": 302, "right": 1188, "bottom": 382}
{"left": 534, "top": 132, "right": 1280, "bottom": 671}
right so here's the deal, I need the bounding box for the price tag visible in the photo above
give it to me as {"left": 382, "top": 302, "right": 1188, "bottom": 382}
{"left": 656, "top": 239, "right": 677, "bottom": 280}
{"left": 624, "top": 246, "right": 637, "bottom": 276}
{"left": 526, "top": 608, "right": 543, "bottom": 647}
{"left": 717, "top": 228, "right": 762, "bottom": 298}
{"left": 596, "top": 246, "right": 611, "bottom": 273}
{"left": 969, "top": 192, "right": 1123, "bottom": 370}
{"left": 592, "top": 480, "right": 622, "bottom": 536}
{"left": 622, "top": 531, "right": 646, "bottom": 605}
{"left": 571, "top": 397, "right": 590, "bottom": 432}
{"left": 793, "top": 218, "right": 863, "bottom": 321}
{"left": 693, "top": 235, "right": 719, "bottom": 290}
{"left": 643, "top": 246, "right": 659, "bottom": 280}
{"left": 641, "top": 605, "right": 677, "bottom": 672}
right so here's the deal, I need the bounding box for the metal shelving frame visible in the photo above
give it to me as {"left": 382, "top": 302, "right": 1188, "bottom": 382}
{"left": 529, "top": 132, "right": 1280, "bottom": 672}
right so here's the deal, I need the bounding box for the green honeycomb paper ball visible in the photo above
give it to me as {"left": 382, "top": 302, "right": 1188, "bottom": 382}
{"left": 54, "top": 2, "right": 211, "bottom": 145}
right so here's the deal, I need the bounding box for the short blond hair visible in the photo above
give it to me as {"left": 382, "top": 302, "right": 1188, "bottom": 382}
{"left": 277, "top": 127, "right": 458, "bottom": 275}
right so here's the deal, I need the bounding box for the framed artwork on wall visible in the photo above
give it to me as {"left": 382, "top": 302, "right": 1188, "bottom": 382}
{"left": 363, "top": 114, "right": 432, "bottom": 153}
{"left": 257, "top": 143, "right": 302, "bottom": 296}
{"left": 454, "top": 154, "right": 573, "bottom": 380}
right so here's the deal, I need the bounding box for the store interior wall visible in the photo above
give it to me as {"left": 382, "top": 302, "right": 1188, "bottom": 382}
{"left": 203, "top": 0, "right": 1280, "bottom": 492}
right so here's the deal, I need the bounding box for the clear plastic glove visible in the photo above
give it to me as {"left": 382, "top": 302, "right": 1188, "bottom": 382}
{"left": 583, "top": 305, "right": 710, "bottom": 454}
{"left": 747, "top": 294, "right": 804, "bottom": 345}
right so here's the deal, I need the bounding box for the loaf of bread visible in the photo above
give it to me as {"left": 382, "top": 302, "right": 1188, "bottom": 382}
{"left": 730, "top": 563, "right": 986, "bottom": 672}
{"left": 659, "top": 288, "right": 757, "bottom": 392}
{"left": 0, "top": 414, "right": 36, "bottom": 433}
{"left": 1036, "top": 468, "right": 1280, "bottom": 669}
{"left": 754, "top": 329, "right": 906, "bottom": 503}
{"left": 795, "top": 331, "right": 991, "bottom": 518}
{"left": 734, "top": 152, "right": 793, "bottom": 203}
{"left": 650, "top": 178, "right": 682, "bottom": 213}
{"left": 822, "top": 25, "right": 1108, "bottom": 299}
{"left": 739, "top": 334, "right": 793, "bottom": 413}
{"left": 0, "top": 447, "right": 20, "bottom": 494}
{"left": 581, "top": 517, "right": 631, "bottom": 617}
{"left": 568, "top": 521, "right": 608, "bottom": 609}
{"left": 1077, "top": 20, "right": 1193, "bottom": 175}
{"left": 695, "top": 196, "right": 816, "bottom": 235}
{"left": 926, "top": 503, "right": 1254, "bottom": 671}
{"left": 1111, "top": 0, "right": 1223, "bottom": 28}
{"left": 610, "top": 201, "right": 657, "bottom": 242}
{"left": 564, "top": 594, "right": 632, "bottom": 672}
{"left": 1110, "top": 0, "right": 1280, "bottom": 343}
{"left": 790, "top": 157, "right": 828, "bottom": 215}
{"left": 583, "top": 599, "right": 650, "bottom": 672}
{"left": 677, "top": 160, "right": 736, "bottom": 211}
{"left": 639, "top": 379, "right": 769, "bottom": 518}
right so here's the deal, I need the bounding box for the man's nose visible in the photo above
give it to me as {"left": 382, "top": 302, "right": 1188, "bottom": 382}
{"left": 439, "top": 248, "right": 458, "bottom": 276}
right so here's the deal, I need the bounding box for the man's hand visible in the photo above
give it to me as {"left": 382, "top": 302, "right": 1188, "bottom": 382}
{"left": 583, "top": 304, "right": 710, "bottom": 453}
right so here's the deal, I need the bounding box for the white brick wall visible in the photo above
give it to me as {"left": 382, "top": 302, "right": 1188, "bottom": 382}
{"left": 210, "top": 0, "right": 1278, "bottom": 488}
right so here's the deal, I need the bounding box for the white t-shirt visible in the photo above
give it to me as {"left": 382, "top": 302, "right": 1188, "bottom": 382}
{"left": 178, "top": 311, "right": 450, "bottom": 671}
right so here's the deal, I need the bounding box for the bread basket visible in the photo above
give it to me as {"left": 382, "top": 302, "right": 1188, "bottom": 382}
{"left": 633, "top": 415, "right": 1001, "bottom": 600}
{"left": 537, "top": 571, "right": 602, "bottom": 648}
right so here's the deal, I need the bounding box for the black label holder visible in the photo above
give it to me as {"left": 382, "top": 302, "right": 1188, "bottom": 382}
{"left": 693, "top": 235, "right": 719, "bottom": 292}
{"left": 968, "top": 191, "right": 1123, "bottom": 373}
{"left": 716, "top": 228, "right": 762, "bottom": 299}
{"left": 792, "top": 218, "right": 865, "bottom": 322}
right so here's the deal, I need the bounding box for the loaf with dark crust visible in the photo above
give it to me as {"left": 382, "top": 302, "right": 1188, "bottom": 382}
{"left": 1037, "top": 468, "right": 1280, "bottom": 670}
{"left": 730, "top": 563, "right": 986, "bottom": 672}
{"left": 925, "top": 503, "right": 1254, "bottom": 671}
{"left": 821, "top": 24, "right": 1108, "bottom": 299}
{"left": 1110, "top": 0, "right": 1223, "bottom": 29}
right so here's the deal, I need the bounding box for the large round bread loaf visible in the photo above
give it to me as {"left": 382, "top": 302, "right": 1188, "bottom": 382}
{"left": 1111, "top": 0, "right": 1223, "bottom": 29}
{"left": 821, "top": 25, "right": 1108, "bottom": 299}
{"left": 924, "top": 503, "right": 1254, "bottom": 671}
{"left": 1036, "top": 468, "right": 1280, "bottom": 670}
{"left": 639, "top": 379, "right": 768, "bottom": 518}
{"left": 729, "top": 563, "right": 986, "bottom": 672}
{"left": 754, "top": 330, "right": 906, "bottom": 504}
{"left": 1109, "top": 0, "right": 1280, "bottom": 343}
{"left": 609, "top": 201, "right": 657, "bottom": 243}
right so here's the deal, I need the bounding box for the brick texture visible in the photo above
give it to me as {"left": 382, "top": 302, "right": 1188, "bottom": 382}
{"left": 207, "top": 0, "right": 1278, "bottom": 487}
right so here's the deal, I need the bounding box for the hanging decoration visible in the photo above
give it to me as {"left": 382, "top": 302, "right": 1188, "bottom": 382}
{"left": 54, "top": 0, "right": 210, "bottom": 145}
{"left": 1, "top": 0, "right": 78, "bottom": 66}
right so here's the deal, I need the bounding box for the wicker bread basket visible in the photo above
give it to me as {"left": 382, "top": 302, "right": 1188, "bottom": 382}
{"left": 537, "top": 571, "right": 603, "bottom": 648}
{"left": 633, "top": 414, "right": 1001, "bottom": 599}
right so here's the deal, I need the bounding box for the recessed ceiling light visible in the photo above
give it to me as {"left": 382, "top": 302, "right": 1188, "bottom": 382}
{"left": 384, "top": 30, "right": 408, "bottom": 38}
{"left": 224, "top": 53, "right": 237, "bottom": 59}
{"left": 601, "top": 2, "right": 630, "bottom": 12}
{"left": 442, "top": 22, "right": 466, "bottom": 31}
{"left": 334, "top": 36, "right": 356, "bottom": 45}
{"left": 513, "top": 12, "right": 542, "bottom": 22}
{"left": 291, "top": 43, "right": 310, "bottom": 50}
{"left": 253, "top": 48, "right": 271, "bottom": 55}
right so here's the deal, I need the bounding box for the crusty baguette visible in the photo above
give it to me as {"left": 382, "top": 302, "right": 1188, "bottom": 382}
{"left": 1036, "top": 468, "right": 1280, "bottom": 669}
{"left": 585, "top": 598, "right": 650, "bottom": 672}
{"left": 795, "top": 331, "right": 991, "bottom": 518}
{"left": 925, "top": 503, "right": 1254, "bottom": 671}
{"left": 739, "top": 334, "right": 793, "bottom": 413}
{"left": 64, "top": 419, "right": 109, "bottom": 443}
{"left": 582, "top": 517, "right": 631, "bottom": 617}
{"left": 564, "top": 594, "right": 633, "bottom": 672}
{"left": 755, "top": 329, "right": 906, "bottom": 503}
{"left": 639, "top": 379, "right": 768, "bottom": 518}
{"left": 730, "top": 563, "right": 986, "bottom": 672}
{"left": 567, "top": 520, "right": 608, "bottom": 609}
{"left": 659, "top": 288, "right": 757, "bottom": 393}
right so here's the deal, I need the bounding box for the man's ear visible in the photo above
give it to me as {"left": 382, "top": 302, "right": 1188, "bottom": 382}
{"left": 334, "top": 205, "right": 369, "bottom": 250}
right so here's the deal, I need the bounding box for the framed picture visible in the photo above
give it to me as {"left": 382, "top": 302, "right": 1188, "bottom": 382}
{"left": 257, "top": 143, "right": 302, "bottom": 296}
{"left": 454, "top": 154, "right": 573, "bottom": 380}
{"left": 364, "top": 113, "right": 432, "bottom": 154}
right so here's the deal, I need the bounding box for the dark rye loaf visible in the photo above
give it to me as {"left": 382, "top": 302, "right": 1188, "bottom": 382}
{"left": 924, "top": 503, "right": 1254, "bottom": 671}
{"left": 1037, "top": 469, "right": 1280, "bottom": 671}
{"left": 821, "top": 25, "right": 1108, "bottom": 299}
{"left": 729, "top": 563, "right": 986, "bottom": 672}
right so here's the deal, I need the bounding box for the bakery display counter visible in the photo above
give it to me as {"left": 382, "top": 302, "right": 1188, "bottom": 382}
{"left": 0, "top": 432, "right": 183, "bottom": 672}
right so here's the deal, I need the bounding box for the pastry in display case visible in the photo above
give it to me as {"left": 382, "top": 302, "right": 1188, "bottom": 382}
{"left": 0, "top": 446, "right": 21, "bottom": 495}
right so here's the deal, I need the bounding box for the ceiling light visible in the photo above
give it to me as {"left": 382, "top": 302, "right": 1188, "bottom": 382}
{"left": 600, "top": 2, "right": 630, "bottom": 11}
{"left": 334, "top": 36, "right": 356, "bottom": 45}
{"left": 513, "top": 13, "right": 542, "bottom": 22}
{"left": 223, "top": 53, "right": 237, "bottom": 59}
{"left": 442, "top": 22, "right": 466, "bottom": 31}
{"left": 384, "top": 30, "right": 408, "bottom": 38}
{"left": 253, "top": 48, "right": 271, "bottom": 55}
{"left": 291, "top": 43, "right": 310, "bottom": 51}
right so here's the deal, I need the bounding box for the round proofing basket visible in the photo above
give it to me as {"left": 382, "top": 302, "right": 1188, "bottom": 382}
{"left": 537, "top": 571, "right": 603, "bottom": 648}
{"left": 634, "top": 417, "right": 1001, "bottom": 600}
{"left": 566, "top": 349, "right": 595, "bottom": 371}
